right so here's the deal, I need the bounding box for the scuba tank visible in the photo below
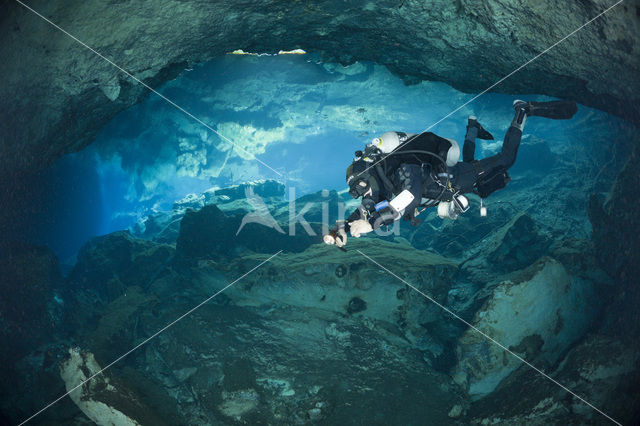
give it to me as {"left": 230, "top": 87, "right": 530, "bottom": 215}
{"left": 371, "top": 131, "right": 459, "bottom": 168}
{"left": 368, "top": 132, "right": 461, "bottom": 213}
{"left": 348, "top": 132, "right": 468, "bottom": 223}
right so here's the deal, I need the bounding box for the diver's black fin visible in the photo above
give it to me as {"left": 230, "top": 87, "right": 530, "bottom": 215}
{"left": 514, "top": 100, "right": 578, "bottom": 120}
{"left": 467, "top": 116, "right": 494, "bottom": 140}
{"left": 477, "top": 126, "right": 494, "bottom": 140}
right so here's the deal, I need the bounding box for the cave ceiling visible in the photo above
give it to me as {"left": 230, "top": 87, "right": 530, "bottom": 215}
{"left": 0, "top": 0, "right": 638, "bottom": 176}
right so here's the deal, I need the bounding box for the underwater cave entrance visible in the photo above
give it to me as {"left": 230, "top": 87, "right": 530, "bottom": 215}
{"left": 4, "top": 1, "right": 640, "bottom": 424}
{"left": 24, "top": 51, "right": 634, "bottom": 265}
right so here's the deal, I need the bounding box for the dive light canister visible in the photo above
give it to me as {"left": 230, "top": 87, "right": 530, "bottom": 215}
{"left": 389, "top": 190, "right": 415, "bottom": 213}
{"left": 374, "top": 200, "right": 389, "bottom": 211}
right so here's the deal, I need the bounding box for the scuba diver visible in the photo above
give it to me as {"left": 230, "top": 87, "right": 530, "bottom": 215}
{"left": 324, "top": 99, "right": 578, "bottom": 248}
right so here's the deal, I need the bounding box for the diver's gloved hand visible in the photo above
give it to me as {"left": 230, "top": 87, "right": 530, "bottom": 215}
{"left": 335, "top": 229, "right": 347, "bottom": 247}
{"left": 349, "top": 220, "right": 373, "bottom": 238}
{"left": 323, "top": 228, "right": 347, "bottom": 247}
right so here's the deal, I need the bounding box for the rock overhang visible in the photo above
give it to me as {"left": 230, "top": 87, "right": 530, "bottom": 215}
{"left": 1, "top": 0, "right": 638, "bottom": 177}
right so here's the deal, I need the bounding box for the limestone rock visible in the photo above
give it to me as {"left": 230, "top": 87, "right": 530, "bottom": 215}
{"left": 453, "top": 257, "right": 598, "bottom": 399}
{"left": 86, "top": 285, "right": 157, "bottom": 360}
{"left": 462, "top": 212, "right": 551, "bottom": 280}
{"left": 218, "top": 389, "right": 260, "bottom": 420}
{"left": 486, "top": 213, "right": 550, "bottom": 272}
{"left": 175, "top": 204, "right": 318, "bottom": 262}
{"left": 59, "top": 347, "right": 164, "bottom": 425}
{"left": 213, "top": 180, "right": 285, "bottom": 202}
{"left": 0, "top": 242, "right": 61, "bottom": 366}
{"left": 68, "top": 231, "right": 174, "bottom": 303}
{"left": 588, "top": 145, "right": 640, "bottom": 337}
{"left": 175, "top": 205, "right": 237, "bottom": 261}
{"left": 128, "top": 301, "right": 465, "bottom": 424}
{"left": 1, "top": 0, "right": 638, "bottom": 176}
{"left": 213, "top": 239, "right": 457, "bottom": 328}
{"left": 448, "top": 404, "right": 463, "bottom": 418}
{"left": 136, "top": 183, "right": 351, "bottom": 248}
{"left": 466, "top": 334, "right": 640, "bottom": 425}
{"left": 133, "top": 211, "right": 184, "bottom": 244}
{"left": 172, "top": 193, "right": 205, "bottom": 212}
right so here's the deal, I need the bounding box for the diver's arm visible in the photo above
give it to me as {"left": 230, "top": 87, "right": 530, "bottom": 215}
{"left": 366, "top": 190, "right": 415, "bottom": 230}
{"left": 344, "top": 204, "right": 373, "bottom": 238}
{"left": 347, "top": 206, "right": 365, "bottom": 223}
{"left": 323, "top": 221, "right": 349, "bottom": 248}
{"left": 345, "top": 188, "right": 417, "bottom": 236}
{"left": 365, "top": 164, "right": 422, "bottom": 229}
{"left": 324, "top": 203, "right": 370, "bottom": 246}
{"left": 348, "top": 165, "right": 422, "bottom": 233}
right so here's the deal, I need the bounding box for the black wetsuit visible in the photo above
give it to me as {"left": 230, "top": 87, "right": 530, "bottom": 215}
{"left": 348, "top": 125, "right": 523, "bottom": 228}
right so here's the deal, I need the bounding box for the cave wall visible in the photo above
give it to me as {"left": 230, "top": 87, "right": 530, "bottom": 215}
{"left": 588, "top": 145, "right": 640, "bottom": 337}
{"left": 0, "top": 0, "right": 639, "bottom": 176}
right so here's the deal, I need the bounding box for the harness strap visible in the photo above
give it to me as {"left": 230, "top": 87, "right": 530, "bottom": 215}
{"left": 375, "top": 163, "right": 395, "bottom": 194}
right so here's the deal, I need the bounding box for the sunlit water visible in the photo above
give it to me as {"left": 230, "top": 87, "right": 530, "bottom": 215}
{"left": 28, "top": 54, "right": 635, "bottom": 261}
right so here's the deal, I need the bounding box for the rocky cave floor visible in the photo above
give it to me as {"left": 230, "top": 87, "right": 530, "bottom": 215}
{"left": 3, "top": 153, "right": 640, "bottom": 425}
{"left": 2, "top": 0, "right": 640, "bottom": 424}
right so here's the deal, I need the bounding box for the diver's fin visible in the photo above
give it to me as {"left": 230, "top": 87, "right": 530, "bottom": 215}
{"left": 513, "top": 100, "right": 578, "bottom": 120}
{"left": 477, "top": 125, "right": 494, "bottom": 140}
{"left": 467, "top": 116, "right": 494, "bottom": 140}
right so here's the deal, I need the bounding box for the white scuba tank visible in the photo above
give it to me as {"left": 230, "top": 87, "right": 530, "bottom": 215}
{"left": 443, "top": 138, "right": 460, "bottom": 167}
{"left": 371, "top": 132, "right": 415, "bottom": 153}
{"left": 372, "top": 132, "right": 460, "bottom": 167}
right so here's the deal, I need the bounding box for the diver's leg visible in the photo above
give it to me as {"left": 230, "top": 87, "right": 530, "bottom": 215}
{"left": 500, "top": 99, "right": 578, "bottom": 168}
{"left": 463, "top": 116, "right": 494, "bottom": 162}
{"left": 499, "top": 124, "right": 524, "bottom": 168}
{"left": 463, "top": 117, "right": 478, "bottom": 162}
{"left": 474, "top": 99, "right": 578, "bottom": 175}
{"left": 513, "top": 99, "right": 578, "bottom": 119}
{"left": 468, "top": 100, "right": 577, "bottom": 198}
{"left": 472, "top": 107, "right": 524, "bottom": 174}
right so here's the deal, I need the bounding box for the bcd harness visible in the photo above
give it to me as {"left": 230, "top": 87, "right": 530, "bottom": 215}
{"left": 357, "top": 134, "right": 462, "bottom": 224}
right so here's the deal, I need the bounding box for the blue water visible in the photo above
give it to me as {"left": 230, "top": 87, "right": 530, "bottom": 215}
{"left": 20, "top": 54, "right": 634, "bottom": 262}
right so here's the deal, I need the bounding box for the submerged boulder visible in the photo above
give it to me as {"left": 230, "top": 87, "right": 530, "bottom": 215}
{"left": 486, "top": 213, "right": 550, "bottom": 272}
{"left": 453, "top": 257, "right": 598, "bottom": 399}
{"left": 68, "top": 231, "right": 174, "bottom": 303}
{"left": 59, "top": 347, "right": 164, "bottom": 425}
{"left": 133, "top": 210, "right": 183, "bottom": 244}
{"left": 175, "top": 204, "right": 319, "bottom": 261}
{"left": 465, "top": 334, "right": 640, "bottom": 425}
{"left": 85, "top": 285, "right": 158, "bottom": 360}
{"left": 122, "top": 297, "right": 465, "bottom": 424}
{"left": 176, "top": 205, "right": 238, "bottom": 261}
{"left": 172, "top": 193, "right": 205, "bottom": 212}
{"left": 214, "top": 180, "right": 285, "bottom": 202}
{"left": 462, "top": 212, "right": 551, "bottom": 282}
